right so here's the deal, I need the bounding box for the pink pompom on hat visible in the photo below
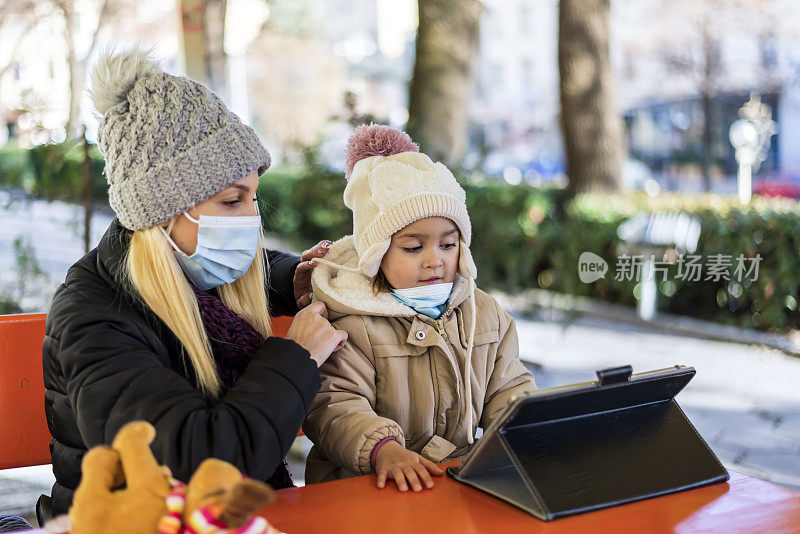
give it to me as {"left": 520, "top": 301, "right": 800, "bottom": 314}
{"left": 344, "top": 124, "right": 419, "bottom": 179}
{"left": 338, "top": 123, "right": 475, "bottom": 279}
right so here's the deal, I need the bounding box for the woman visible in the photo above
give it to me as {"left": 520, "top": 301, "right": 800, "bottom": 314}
{"left": 41, "top": 49, "right": 347, "bottom": 517}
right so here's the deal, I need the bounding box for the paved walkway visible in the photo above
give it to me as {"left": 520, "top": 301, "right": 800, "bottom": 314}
{"left": 3, "top": 311, "right": 799, "bottom": 526}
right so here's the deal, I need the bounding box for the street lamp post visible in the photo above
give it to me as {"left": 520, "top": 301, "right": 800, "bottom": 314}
{"left": 728, "top": 94, "right": 778, "bottom": 206}
{"left": 729, "top": 119, "right": 758, "bottom": 205}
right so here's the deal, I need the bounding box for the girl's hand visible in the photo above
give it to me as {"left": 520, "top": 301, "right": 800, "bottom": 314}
{"left": 374, "top": 440, "right": 444, "bottom": 492}
{"left": 293, "top": 240, "right": 332, "bottom": 308}
{"left": 285, "top": 302, "right": 347, "bottom": 367}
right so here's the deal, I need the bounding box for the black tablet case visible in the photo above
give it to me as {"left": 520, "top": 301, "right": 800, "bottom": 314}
{"left": 446, "top": 365, "right": 729, "bottom": 521}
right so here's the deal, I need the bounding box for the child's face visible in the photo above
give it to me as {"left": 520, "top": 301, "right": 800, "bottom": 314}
{"left": 380, "top": 217, "right": 460, "bottom": 289}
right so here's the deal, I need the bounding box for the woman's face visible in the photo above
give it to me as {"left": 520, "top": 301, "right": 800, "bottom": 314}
{"left": 160, "top": 172, "right": 260, "bottom": 255}
{"left": 380, "top": 216, "right": 460, "bottom": 289}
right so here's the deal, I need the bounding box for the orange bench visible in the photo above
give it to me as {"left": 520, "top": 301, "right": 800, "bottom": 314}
{"left": 0, "top": 313, "right": 295, "bottom": 470}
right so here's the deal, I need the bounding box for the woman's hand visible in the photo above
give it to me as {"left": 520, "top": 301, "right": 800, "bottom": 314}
{"left": 293, "top": 240, "right": 332, "bottom": 308}
{"left": 374, "top": 440, "right": 444, "bottom": 492}
{"left": 285, "top": 301, "right": 347, "bottom": 367}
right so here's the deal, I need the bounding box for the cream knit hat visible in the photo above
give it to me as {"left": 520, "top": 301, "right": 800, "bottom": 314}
{"left": 341, "top": 124, "right": 476, "bottom": 278}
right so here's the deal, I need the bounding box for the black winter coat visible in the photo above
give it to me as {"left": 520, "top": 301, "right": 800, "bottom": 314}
{"left": 42, "top": 220, "right": 320, "bottom": 514}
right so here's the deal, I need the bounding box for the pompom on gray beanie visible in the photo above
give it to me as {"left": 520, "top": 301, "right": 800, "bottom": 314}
{"left": 90, "top": 49, "right": 270, "bottom": 231}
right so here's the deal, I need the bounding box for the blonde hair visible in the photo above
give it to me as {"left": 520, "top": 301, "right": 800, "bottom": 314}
{"left": 124, "top": 225, "right": 272, "bottom": 397}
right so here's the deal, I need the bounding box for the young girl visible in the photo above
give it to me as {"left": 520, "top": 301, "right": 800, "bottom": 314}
{"left": 304, "top": 124, "right": 536, "bottom": 492}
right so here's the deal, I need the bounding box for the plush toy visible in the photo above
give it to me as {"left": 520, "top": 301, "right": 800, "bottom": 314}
{"left": 45, "top": 421, "right": 282, "bottom": 534}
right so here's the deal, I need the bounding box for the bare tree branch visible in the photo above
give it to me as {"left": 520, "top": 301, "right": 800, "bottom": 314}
{"left": 0, "top": 0, "right": 41, "bottom": 81}
{"left": 0, "top": 0, "right": 38, "bottom": 18}
{"left": 0, "top": 19, "right": 32, "bottom": 77}
{"left": 86, "top": 0, "right": 110, "bottom": 59}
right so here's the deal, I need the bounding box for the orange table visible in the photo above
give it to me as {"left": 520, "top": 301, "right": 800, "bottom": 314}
{"left": 262, "top": 463, "right": 800, "bottom": 534}
{"left": 24, "top": 465, "right": 800, "bottom": 533}
{"left": 23, "top": 464, "right": 800, "bottom": 534}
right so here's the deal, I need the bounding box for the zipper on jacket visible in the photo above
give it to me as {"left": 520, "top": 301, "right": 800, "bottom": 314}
{"left": 420, "top": 312, "right": 467, "bottom": 440}
{"left": 422, "top": 305, "right": 455, "bottom": 334}
{"left": 432, "top": 319, "right": 445, "bottom": 336}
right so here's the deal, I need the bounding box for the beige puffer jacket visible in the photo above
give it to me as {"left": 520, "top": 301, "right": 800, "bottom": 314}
{"left": 303, "top": 236, "right": 536, "bottom": 483}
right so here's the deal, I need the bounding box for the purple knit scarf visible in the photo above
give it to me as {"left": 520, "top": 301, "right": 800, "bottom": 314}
{"left": 192, "top": 285, "right": 295, "bottom": 490}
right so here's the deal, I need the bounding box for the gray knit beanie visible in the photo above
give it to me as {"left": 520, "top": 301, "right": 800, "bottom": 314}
{"left": 89, "top": 49, "right": 270, "bottom": 231}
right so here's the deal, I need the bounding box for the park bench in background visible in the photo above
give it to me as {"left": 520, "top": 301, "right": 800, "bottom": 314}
{"left": 617, "top": 211, "right": 701, "bottom": 321}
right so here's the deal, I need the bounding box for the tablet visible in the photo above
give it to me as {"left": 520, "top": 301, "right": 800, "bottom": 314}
{"left": 447, "top": 365, "right": 729, "bottom": 520}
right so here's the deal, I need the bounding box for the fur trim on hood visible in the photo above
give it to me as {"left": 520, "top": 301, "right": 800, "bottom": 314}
{"left": 311, "top": 235, "right": 472, "bottom": 320}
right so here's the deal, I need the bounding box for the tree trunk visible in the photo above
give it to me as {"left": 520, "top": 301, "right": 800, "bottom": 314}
{"left": 62, "top": 3, "right": 81, "bottom": 139}
{"left": 82, "top": 126, "right": 93, "bottom": 253}
{"left": 558, "top": 0, "right": 624, "bottom": 196}
{"left": 180, "top": 0, "right": 229, "bottom": 101}
{"left": 407, "top": 0, "right": 481, "bottom": 168}
{"left": 181, "top": 0, "right": 208, "bottom": 84}
{"left": 55, "top": 0, "right": 108, "bottom": 139}
{"left": 700, "top": 90, "right": 714, "bottom": 191}
{"left": 699, "top": 30, "right": 721, "bottom": 192}
{"left": 204, "top": 0, "right": 229, "bottom": 101}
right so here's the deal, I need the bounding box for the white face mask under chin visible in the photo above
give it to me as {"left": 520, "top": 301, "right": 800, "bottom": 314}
{"left": 391, "top": 282, "right": 453, "bottom": 319}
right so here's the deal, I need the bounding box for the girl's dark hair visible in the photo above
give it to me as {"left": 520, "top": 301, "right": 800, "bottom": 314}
{"left": 372, "top": 269, "right": 392, "bottom": 294}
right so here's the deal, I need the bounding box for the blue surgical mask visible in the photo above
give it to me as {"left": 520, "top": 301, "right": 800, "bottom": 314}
{"left": 160, "top": 212, "right": 262, "bottom": 290}
{"left": 391, "top": 282, "right": 453, "bottom": 319}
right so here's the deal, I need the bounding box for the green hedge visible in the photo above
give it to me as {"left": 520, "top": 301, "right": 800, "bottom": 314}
{"left": 0, "top": 143, "right": 34, "bottom": 190}
{"left": 3, "top": 145, "right": 797, "bottom": 332}
{"left": 258, "top": 164, "right": 800, "bottom": 333}
{"left": 259, "top": 166, "right": 352, "bottom": 245}
{"left": 559, "top": 193, "right": 800, "bottom": 331}
{"left": 483, "top": 189, "right": 800, "bottom": 332}
{"left": 0, "top": 142, "right": 106, "bottom": 202}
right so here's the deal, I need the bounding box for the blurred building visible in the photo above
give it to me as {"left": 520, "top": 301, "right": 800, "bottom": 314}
{"left": 320, "top": 0, "right": 413, "bottom": 126}
{"left": 266, "top": 0, "right": 414, "bottom": 166}
{"left": 466, "top": 0, "right": 800, "bottom": 183}
{"left": 315, "top": 0, "right": 565, "bottom": 178}
{"left": 613, "top": 0, "right": 800, "bottom": 181}
{"left": 3, "top": 0, "right": 800, "bottom": 183}
{"left": 0, "top": 8, "right": 71, "bottom": 147}
{"left": 468, "top": 0, "right": 563, "bottom": 179}
{"left": 623, "top": 92, "right": 780, "bottom": 189}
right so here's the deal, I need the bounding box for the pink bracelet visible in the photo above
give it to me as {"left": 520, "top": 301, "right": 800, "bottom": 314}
{"left": 370, "top": 436, "right": 398, "bottom": 470}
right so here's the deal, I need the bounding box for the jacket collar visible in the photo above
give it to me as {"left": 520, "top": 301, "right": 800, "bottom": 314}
{"left": 96, "top": 218, "right": 134, "bottom": 290}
